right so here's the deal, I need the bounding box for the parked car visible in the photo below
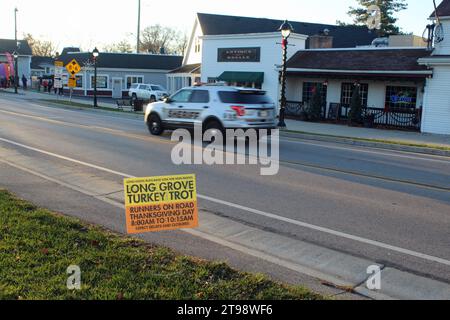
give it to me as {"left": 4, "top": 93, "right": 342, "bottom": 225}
{"left": 144, "top": 85, "right": 277, "bottom": 136}
{"left": 128, "top": 83, "right": 168, "bottom": 102}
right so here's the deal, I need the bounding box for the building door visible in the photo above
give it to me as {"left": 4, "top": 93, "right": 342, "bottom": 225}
{"left": 112, "top": 78, "right": 123, "bottom": 99}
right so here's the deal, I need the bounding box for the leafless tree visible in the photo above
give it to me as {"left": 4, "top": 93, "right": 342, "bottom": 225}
{"left": 102, "top": 40, "right": 133, "bottom": 53}
{"left": 139, "top": 25, "right": 186, "bottom": 55}
{"left": 23, "top": 33, "right": 57, "bottom": 57}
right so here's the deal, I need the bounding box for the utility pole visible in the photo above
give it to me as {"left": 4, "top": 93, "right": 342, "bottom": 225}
{"left": 137, "top": 0, "right": 141, "bottom": 53}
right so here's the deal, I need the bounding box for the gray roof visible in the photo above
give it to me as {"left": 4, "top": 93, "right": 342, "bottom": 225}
{"left": 286, "top": 48, "right": 431, "bottom": 77}
{"left": 0, "top": 39, "right": 32, "bottom": 55}
{"left": 197, "top": 13, "right": 377, "bottom": 48}
{"left": 169, "top": 63, "right": 201, "bottom": 74}
{"left": 61, "top": 47, "right": 81, "bottom": 55}
{"left": 58, "top": 52, "right": 183, "bottom": 70}
{"left": 31, "top": 56, "right": 54, "bottom": 70}
{"left": 431, "top": 0, "right": 450, "bottom": 17}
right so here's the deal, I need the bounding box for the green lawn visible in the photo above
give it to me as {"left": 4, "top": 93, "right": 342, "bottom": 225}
{"left": 0, "top": 190, "right": 323, "bottom": 300}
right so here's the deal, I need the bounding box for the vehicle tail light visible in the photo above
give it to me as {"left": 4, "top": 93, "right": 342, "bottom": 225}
{"left": 230, "top": 106, "right": 246, "bottom": 117}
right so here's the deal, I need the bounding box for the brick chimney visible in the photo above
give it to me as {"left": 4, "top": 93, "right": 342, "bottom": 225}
{"left": 309, "top": 29, "right": 333, "bottom": 49}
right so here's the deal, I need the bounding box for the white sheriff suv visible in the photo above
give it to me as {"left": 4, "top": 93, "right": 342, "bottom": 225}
{"left": 144, "top": 85, "right": 277, "bottom": 136}
{"left": 128, "top": 83, "right": 168, "bottom": 102}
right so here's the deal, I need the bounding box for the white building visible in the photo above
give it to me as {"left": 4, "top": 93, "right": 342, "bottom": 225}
{"left": 419, "top": 0, "right": 450, "bottom": 135}
{"left": 284, "top": 48, "right": 432, "bottom": 130}
{"left": 168, "top": 13, "right": 377, "bottom": 103}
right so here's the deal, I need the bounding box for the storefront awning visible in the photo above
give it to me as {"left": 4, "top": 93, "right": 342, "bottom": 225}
{"left": 218, "top": 71, "right": 264, "bottom": 84}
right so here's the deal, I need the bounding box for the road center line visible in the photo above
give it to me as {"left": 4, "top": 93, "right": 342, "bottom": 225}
{"left": 1, "top": 136, "right": 449, "bottom": 267}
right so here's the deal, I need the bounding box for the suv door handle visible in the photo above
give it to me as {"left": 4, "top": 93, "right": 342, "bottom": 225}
{"left": 203, "top": 106, "right": 209, "bottom": 109}
{"left": 178, "top": 106, "right": 184, "bottom": 108}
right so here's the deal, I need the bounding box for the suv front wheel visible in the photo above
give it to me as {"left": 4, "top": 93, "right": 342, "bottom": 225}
{"left": 147, "top": 114, "right": 164, "bottom": 136}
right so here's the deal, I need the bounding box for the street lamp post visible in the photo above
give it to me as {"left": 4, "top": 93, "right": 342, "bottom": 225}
{"left": 92, "top": 47, "right": 99, "bottom": 108}
{"left": 277, "top": 20, "right": 294, "bottom": 128}
{"left": 13, "top": 51, "right": 18, "bottom": 94}
{"left": 14, "top": 7, "right": 19, "bottom": 94}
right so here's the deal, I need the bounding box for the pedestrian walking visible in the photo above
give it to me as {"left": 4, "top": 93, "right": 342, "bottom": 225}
{"left": 22, "top": 74, "right": 28, "bottom": 90}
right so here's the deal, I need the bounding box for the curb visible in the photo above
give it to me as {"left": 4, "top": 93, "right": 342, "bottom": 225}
{"left": 281, "top": 131, "right": 450, "bottom": 157}
{"left": 36, "top": 99, "right": 145, "bottom": 118}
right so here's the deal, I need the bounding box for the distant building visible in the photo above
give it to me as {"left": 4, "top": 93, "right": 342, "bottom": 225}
{"left": 284, "top": 48, "right": 431, "bottom": 131}
{"left": 58, "top": 50, "right": 182, "bottom": 98}
{"left": 168, "top": 13, "right": 377, "bottom": 102}
{"left": 0, "top": 39, "right": 32, "bottom": 81}
{"left": 30, "top": 56, "right": 55, "bottom": 78}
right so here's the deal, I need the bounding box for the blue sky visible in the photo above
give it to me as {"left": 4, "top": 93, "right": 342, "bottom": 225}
{"left": 0, "top": 0, "right": 439, "bottom": 52}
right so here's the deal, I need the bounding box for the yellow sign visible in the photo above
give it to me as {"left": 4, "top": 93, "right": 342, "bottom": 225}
{"left": 66, "top": 59, "right": 81, "bottom": 76}
{"left": 68, "top": 76, "right": 76, "bottom": 88}
{"left": 124, "top": 174, "right": 198, "bottom": 234}
{"left": 55, "top": 61, "right": 64, "bottom": 67}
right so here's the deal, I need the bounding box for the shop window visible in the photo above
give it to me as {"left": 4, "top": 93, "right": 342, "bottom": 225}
{"left": 385, "top": 86, "right": 417, "bottom": 109}
{"left": 341, "top": 83, "right": 368, "bottom": 107}
{"left": 126, "top": 76, "right": 144, "bottom": 89}
{"left": 302, "top": 82, "right": 327, "bottom": 104}
{"left": 91, "top": 75, "right": 108, "bottom": 89}
{"left": 75, "top": 75, "right": 83, "bottom": 88}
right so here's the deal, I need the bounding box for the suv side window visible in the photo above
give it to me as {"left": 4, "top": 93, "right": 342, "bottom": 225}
{"left": 139, "top": 85, "right": 147, "bottom": 90}
{"left": 189, "top": 90, "right": 210, "bottom": 103}
{"left": 170, "top": 89, "right": 192, "bottom": 103}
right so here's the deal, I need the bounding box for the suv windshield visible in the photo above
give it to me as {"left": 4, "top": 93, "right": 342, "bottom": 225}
{"left": 218, "top": 91, "right": 272, "bottom": 104}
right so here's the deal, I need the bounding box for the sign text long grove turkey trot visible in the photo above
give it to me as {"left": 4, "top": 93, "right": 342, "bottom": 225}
{"left": 123, "top": 174, "right": 198, "bottom": 234}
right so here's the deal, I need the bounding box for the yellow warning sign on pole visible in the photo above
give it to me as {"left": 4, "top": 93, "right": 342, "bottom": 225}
{"left": 66, "top": 59, "right": 81, "bottom": 76}
{"left": 68, "top": 76, "right": 77, "bottom": 88}
{"left": 124, "top": 174, "right": 198, "bottom": 234}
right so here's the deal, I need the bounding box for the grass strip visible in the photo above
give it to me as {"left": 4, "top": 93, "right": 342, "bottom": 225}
{"left": 0, "top": 190, "right": 323, "bottom": 300}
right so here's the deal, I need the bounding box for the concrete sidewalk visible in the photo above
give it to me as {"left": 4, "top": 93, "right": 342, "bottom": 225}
{"left": 0, "top": 88, "right": 118, "bottom": 109}
{"left": 285, "top": 119, "right": 450, "bottom": 149}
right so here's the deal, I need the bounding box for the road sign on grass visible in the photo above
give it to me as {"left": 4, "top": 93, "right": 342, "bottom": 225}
{"left": 124, "top": 174, "right": 198, "bottom": 234}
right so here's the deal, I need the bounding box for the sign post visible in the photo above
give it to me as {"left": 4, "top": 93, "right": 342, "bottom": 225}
{"left": 65, "top": 59, "right": 81, "bottom": 103}
{"left": 123, "top": 174, "right": 198, "bottom": 234}
{"left": 54, "top": 61, "right": 64, "bottom": 99}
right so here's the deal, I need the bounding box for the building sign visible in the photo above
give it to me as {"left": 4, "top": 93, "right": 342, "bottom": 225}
{"left": 218, "top": 47, "right": 261, "bottom": 62}
{"left": 123, "top": 174, "right": 198, "bottom": 234}
{"left": 385, "top": 86, "right": 417, "bottom": 109}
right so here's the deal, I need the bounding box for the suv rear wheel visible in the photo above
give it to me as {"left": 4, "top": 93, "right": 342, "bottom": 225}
{"left": 147, "top": 114, "right": 164, "bottom": 135}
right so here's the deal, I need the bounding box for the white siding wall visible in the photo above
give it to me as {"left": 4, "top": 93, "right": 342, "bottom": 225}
{"left": 433, "top": 19, "right": 450, "bottom": 56}
{"left": 201, "top": 34, "right": 306, "bottom": 105}
{"left": 422, "top": 66, "right": 450, "bottom": 135}
{"left": 184, "top": 21, "right": 203, "bottom": 66}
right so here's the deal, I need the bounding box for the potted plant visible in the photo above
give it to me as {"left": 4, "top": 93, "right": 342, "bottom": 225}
{"left": 348, "top": 88, "right": 363, "bottom": 126}
{"left": 307, "top": 87, "right": 323, "bottom": 122}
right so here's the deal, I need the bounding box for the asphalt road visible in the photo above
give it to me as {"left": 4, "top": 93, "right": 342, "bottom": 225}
{"left": 1, "top": 94, "right": 449, "bottom": 288}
